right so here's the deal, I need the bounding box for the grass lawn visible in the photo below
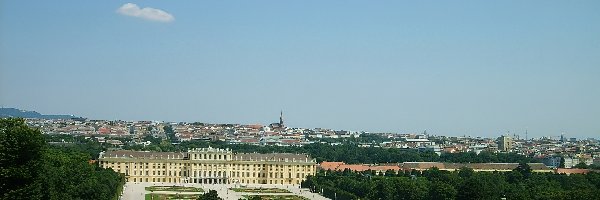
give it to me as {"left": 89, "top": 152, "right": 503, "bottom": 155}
{"left": 145, "top": 193, "right": 201, "bottom": 200}
{"left": 242, "top": 195, "right": 310, "bottom": 200}
{"left": 230, "top": 188, "right": 291, "bottom": 193}
{"left": 145, "top": 186, "right": 204, "bottom": 192}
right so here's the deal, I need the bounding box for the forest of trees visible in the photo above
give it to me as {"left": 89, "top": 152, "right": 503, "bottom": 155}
{"left": 42, "top": 130, "right": 541, "bottom": 165}
{"left": 301, "top": 166, "right": 600, "bottom": 200}
{"left": 43, "top": 133, "right": 541, "bottom": 164}
{"left": 0, "top": 118, "right": 124, "bottom": 200}
{"left": 121, "top": 138, "right": 540, "bottom": 164}
{"left": 49, "top": 133, "right": 600, "bottom": 169}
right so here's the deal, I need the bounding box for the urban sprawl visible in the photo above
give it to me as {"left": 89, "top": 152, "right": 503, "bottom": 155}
{"left": 23, "top": 113, "right": 600, "bottom": 185}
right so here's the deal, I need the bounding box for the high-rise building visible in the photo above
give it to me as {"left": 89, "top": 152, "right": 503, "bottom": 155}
{"left": 98, "top": 147, "right": 316, "bottom": 185}
{"left": 497, "top": 135, "right": 513, "bottom": 152}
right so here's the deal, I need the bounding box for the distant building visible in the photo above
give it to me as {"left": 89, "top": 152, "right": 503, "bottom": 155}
{"left": 497, "top": 135, "right": 513, "bottom": 152}
{"left": 469, "top": 144, "right": 489, "bottom": 155}
{"left": 320, "top": 161, "right": 552, "bottom": 173}
{"left": 569, "top": 138, "right": 577, "bottom": 143}
{"left": 542, "top": 156, "right": 562, "bottom": 168}
{"left": 99, "top": 147, "right": 316, "bottom": 185}
{"left": 404, "top": 138, "right": 434, "bottom": 148}
{"left": 418, "top": 145, "right": 442, "bottom": 156}
{"left": 594, "top": 158, "right": 600, "bottom": 166}
{"left": 554, "top": 168, "right": 597, "bottom": 175}
{"left": 563, "top": 157, "right": 579, "bottom": 169}
{"left": 581, "top": 155, "right": 594, "bottom": 166}
{"left": 269, "top": 111, "right": 285, "bottom": 131}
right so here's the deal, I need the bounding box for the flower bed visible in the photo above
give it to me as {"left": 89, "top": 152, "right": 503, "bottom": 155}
{"left": 145, "top": 186, "right": 204, "bottom": 192}
{"left": 231, "top": 188, "right": 291, "bottom": 193}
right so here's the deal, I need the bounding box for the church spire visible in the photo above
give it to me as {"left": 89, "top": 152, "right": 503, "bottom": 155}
{"left": 279, "top": 110, "right": 284, "bottom": 127}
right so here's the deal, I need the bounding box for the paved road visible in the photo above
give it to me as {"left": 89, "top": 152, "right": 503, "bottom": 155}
{"left": 120, "top": 182, "right": 330, "bottom": 200}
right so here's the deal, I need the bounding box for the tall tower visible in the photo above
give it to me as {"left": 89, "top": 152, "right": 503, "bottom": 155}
{"left": 279, "top": 110, "right": 284, "bottom": 127}
{"left": 498, "top": 135, "right": 513, "bottom": 152}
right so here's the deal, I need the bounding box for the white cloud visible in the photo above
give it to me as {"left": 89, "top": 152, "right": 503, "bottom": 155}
{"left": 116, "top": 3, "right": 174, "bottom": 23}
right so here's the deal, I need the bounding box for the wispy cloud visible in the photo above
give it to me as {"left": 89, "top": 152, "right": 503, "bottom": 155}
{"left": 116, "top": 3, "right": 174, "bottom": 23}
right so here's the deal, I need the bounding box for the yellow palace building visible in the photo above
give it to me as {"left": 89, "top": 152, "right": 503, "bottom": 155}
{"left": 99, "top": 147, "right": 317, "bottom": 185}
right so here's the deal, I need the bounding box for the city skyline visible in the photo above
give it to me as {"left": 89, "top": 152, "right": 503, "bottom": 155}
{"left": 1, "top": 106, "right": 594, "bottom": 140}
{"left": 1, "top": 1, "right": 599, "bottom": 138}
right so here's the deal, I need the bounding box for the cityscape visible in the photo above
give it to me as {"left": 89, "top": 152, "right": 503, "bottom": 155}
{"left": 15, "top": 108, "right": 600, "bottom": 170}
{"left": 2, "top": 107, "right": 600, "bottom": 199}
{"left": 2, "top": 1, "right": 600, "bottom": 200}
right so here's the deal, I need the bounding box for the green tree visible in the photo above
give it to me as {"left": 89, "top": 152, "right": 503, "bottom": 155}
{"left": 393, "top": 178, "right": 428, "bottom": 200}
{"left": 588, "top": 164, "right": 600, "bottom": 170}
{"left": 164, "top": 125, "right": 174, "bottom": 134}
{"left": 368, "top": 179, "right": 394, "bottom": 200}
{"left": 429, "top": 181, "right": 457, "bottom": 200}
{"left": 244, "top": 196, "right": 261, "bottom": 200}
{"left": 0, "top": 118, "right": 124, "bottom": 200}
{"left": 384, "top": 169, "right": 397, "bottom": 177}
{"left": 0, "top": 118, "right": 46, "bottom": 199}
{"left": 574, "top": 162, "right": 588, "bottom": 169}
{"left": 514, "top": 162, "right": 532, "bottom": 178}
{"left": 300, "top": 165, "right": 600, "bottom": 200}
{"left": 458, "top": 167, "right": 474, "bottom": 179}
{"left": 504, "top": 183, "right": 531, "bottom": 200}
{"left": 457, "top": 176, "right": 486, "bottom": 200}
{"left": 198, "top": 190, "right": 222, "bottom": 200}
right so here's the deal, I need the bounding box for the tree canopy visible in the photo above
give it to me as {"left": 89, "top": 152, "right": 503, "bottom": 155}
{"left": 119, "top": 138, "right": 539, "bottom": 164}
{"left": 302, "top": 167, "right": 600, "bottom": 200}
{"left": 0, "top": 118, "right": 124, "bottom": 200}
{"left": 197, "top": 190, "right": 222, "bottom": 200}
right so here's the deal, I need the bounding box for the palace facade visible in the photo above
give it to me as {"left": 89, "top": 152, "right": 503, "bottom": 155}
{"left": 98, "top": 147, "right": 316, "bottom": 185}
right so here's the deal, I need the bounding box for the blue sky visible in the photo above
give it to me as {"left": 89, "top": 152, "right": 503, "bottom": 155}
{"left": 1, "top": 1, "right": 599, "bottom": 138}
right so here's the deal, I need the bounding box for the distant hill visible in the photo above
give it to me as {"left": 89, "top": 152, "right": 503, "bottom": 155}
{"left": 0, "top": 108, "right": 79, "bottom": 119}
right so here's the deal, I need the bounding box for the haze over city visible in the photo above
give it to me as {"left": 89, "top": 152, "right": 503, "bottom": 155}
{"left": 1, "top": 1, "right": 599, "bottom": 138}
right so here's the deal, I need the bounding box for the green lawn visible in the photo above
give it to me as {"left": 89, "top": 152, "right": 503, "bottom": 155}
{"left": 242, "top": 195, "right": 310, "bottom": 200}
{"left": 145, "top": 193, "right": 201, "bottom": 200}
{"left": 230, "top": 188, "right": 291, "bottom": 193}
{"left": 145, "top": 186, "right": 204, "bottom": 192}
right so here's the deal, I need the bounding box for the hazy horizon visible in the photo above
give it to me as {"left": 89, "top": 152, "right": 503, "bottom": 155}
{"left": 2, "top": 105, "right": 595, "bottom": 140}
{"left": 1, "top": 1, "right": 599, "bottom": 139}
